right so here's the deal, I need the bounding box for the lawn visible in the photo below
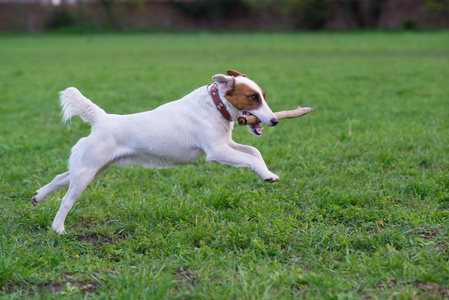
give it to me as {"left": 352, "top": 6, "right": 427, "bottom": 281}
{"left": 1, "top": 31, "right": 448, "bottom": 299}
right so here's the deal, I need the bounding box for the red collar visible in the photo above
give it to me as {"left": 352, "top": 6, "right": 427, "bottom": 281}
{"left": 209, "top": 83, "right": 232, "bottom": 122}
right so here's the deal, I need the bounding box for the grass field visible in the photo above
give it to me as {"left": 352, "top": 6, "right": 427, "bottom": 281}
{"left": 1, "top": 31, "right": 448, "bottom": 299}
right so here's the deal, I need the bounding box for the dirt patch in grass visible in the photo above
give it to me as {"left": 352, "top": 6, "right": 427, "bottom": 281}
{"left": 412, "top": 227, "right": 448, "bottom": 252}
{"left": 37, "top": 279, "right": 102, "bottom": 294}
{"left": 413, "top": 282, "right": 449, "bottom": 298}
{"left": 2, "top": 279, "right": 103, "bottom": 296}
{"left": 414, "top": 227, "right": 444, "bottom": 239}
{"left": 174, "top": 269, "right": 199, "bottom": 287}
{"left": 76, "top": 234, "right": 115, "bottom": 247}
{"left": 76, "top": 230, "right": 128, "bottom": 247}
{"left": 374, "top": 279, "right": 449, "bottom": 297}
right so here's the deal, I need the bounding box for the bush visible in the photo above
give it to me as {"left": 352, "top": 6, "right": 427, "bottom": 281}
{"left": 171, "top": 0, "right": 249, "bottom": 20}
{"left": 401, "top": 19, "right": 420, "bottom": 30}
{"left": 45, "top": 8, "right": 76, "bottom": 30}
{"left": 289, "top": 0, "right": 329, "bottom": 30}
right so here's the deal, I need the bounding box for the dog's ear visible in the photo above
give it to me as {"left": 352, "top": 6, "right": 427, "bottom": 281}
{"left": 226, "top": 69, "right": 247, "bottom": 78}
{"left": 212, "top": 74, "right": 235, "bottom": 90}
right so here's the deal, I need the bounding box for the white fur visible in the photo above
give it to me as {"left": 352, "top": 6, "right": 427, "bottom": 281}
{"left": 59, "top": 87, "right": 106, "bottom": 124}
{"left": 31, "top": 74, "right": 279, "bottom": 234}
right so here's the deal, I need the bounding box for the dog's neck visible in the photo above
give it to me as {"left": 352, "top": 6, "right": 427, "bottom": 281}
{"left": 208, "top": 83, "right": 235, "bottom": 122}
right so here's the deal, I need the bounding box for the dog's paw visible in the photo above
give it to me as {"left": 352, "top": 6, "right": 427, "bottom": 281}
{"left": 31, "top": 192, "right": 40, "bottom": 206}
{"left": 52, "top": 223, "right": 66, "bottom": 234}
{"left": 264, "top": 174, "right": 279, "bottom": 183}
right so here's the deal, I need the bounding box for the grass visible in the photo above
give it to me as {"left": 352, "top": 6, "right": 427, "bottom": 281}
{"left": 1, "top": 31, "right": 448, "bottom": 299}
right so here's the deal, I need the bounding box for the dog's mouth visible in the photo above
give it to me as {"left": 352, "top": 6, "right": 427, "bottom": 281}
{"left": 242, "top": 111, "right": 263, "bottom": 136}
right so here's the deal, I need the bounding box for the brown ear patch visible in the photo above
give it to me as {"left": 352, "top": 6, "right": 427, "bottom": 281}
{"left": 224, "top": 83, "right": 262, "bottom": 111}
{"left": 226, "top": 69, "right": 247, "bottom": 78}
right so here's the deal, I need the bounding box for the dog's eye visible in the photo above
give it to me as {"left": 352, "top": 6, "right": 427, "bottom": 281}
{"left": 249, "top": 94, "right": 259, "bottom": 102}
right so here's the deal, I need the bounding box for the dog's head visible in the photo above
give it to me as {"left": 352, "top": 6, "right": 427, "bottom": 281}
{"left": 212, "top": 69, "right": 278, "bottom": 136}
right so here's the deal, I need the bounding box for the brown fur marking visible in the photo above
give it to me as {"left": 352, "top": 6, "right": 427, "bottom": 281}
{"left": 227, "top": 69, "right": 247, "bottom": 78}
{"left": 224, "top": 83, "right": 263, "bottom": 111}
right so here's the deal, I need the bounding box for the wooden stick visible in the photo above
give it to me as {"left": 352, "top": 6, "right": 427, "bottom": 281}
{"left": 237, "top": 106, "right": 313, "bottom": 126}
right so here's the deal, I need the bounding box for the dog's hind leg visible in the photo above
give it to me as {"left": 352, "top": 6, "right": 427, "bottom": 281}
{"left": 51, "top": 136, "right": 115, "bottom": 234}
{"left": 51, "top": 168, "right": 99, "bottom": 234}
{"left": 31, "top": 171, "right": 70, "bottom": 207}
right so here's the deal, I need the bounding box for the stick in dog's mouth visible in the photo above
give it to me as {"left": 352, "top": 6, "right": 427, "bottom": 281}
{"left": 242, "top": 111, "right": 263, "bottom": 135}
{"left": 237, "top": 106, "right": 313, "bottom": 126}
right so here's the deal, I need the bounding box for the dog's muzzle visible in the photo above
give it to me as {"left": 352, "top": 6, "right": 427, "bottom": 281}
{"left": 269, "top": 118, "right": 279, "bottom": 127}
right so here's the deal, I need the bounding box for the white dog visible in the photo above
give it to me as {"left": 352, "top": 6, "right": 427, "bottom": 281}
{"left": 31, "top": 70, "right": 279, "bottom": 233}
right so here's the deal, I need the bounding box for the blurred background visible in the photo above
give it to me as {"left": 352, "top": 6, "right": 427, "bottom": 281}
{"left": 1, "top": 0, "right": 448, "bottom": 33}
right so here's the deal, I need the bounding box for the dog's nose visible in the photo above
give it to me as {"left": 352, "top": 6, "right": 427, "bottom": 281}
{"left": 270, "top": 118, "right": 279, "bottom": 126}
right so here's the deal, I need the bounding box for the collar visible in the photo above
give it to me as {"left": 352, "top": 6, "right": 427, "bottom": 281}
{"left": 209, "top": 82, "right": 232, "bottom": 122}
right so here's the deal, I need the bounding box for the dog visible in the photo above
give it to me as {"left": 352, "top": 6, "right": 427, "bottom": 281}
{"left": 31, "top": 70, "right": 279, "bottom": 233}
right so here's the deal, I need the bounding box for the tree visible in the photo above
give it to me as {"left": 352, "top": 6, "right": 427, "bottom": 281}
{"left": 80, "top": 0, "right": 145, "bottom": 32}
{"left": 97, "top": 0, "right": 127, "bottom": 31}
{"left": 426, "top": 0, "right": 449, "bottom": 11}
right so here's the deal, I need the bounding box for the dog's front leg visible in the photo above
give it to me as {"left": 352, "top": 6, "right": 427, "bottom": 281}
{"left": 206, "top": 146, "right": 279, "bottom": 182}
{"left": 229, "top": 141, "right": 268, "bottom": 169}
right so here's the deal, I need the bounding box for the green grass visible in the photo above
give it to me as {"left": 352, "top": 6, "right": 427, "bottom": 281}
{"left": 1, "top": 31, "right": 449, "bottom": 299}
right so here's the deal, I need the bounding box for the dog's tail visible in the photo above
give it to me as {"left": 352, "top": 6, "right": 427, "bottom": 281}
{"left": 59, "top": 87, "right": 106, "bottom": 124}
